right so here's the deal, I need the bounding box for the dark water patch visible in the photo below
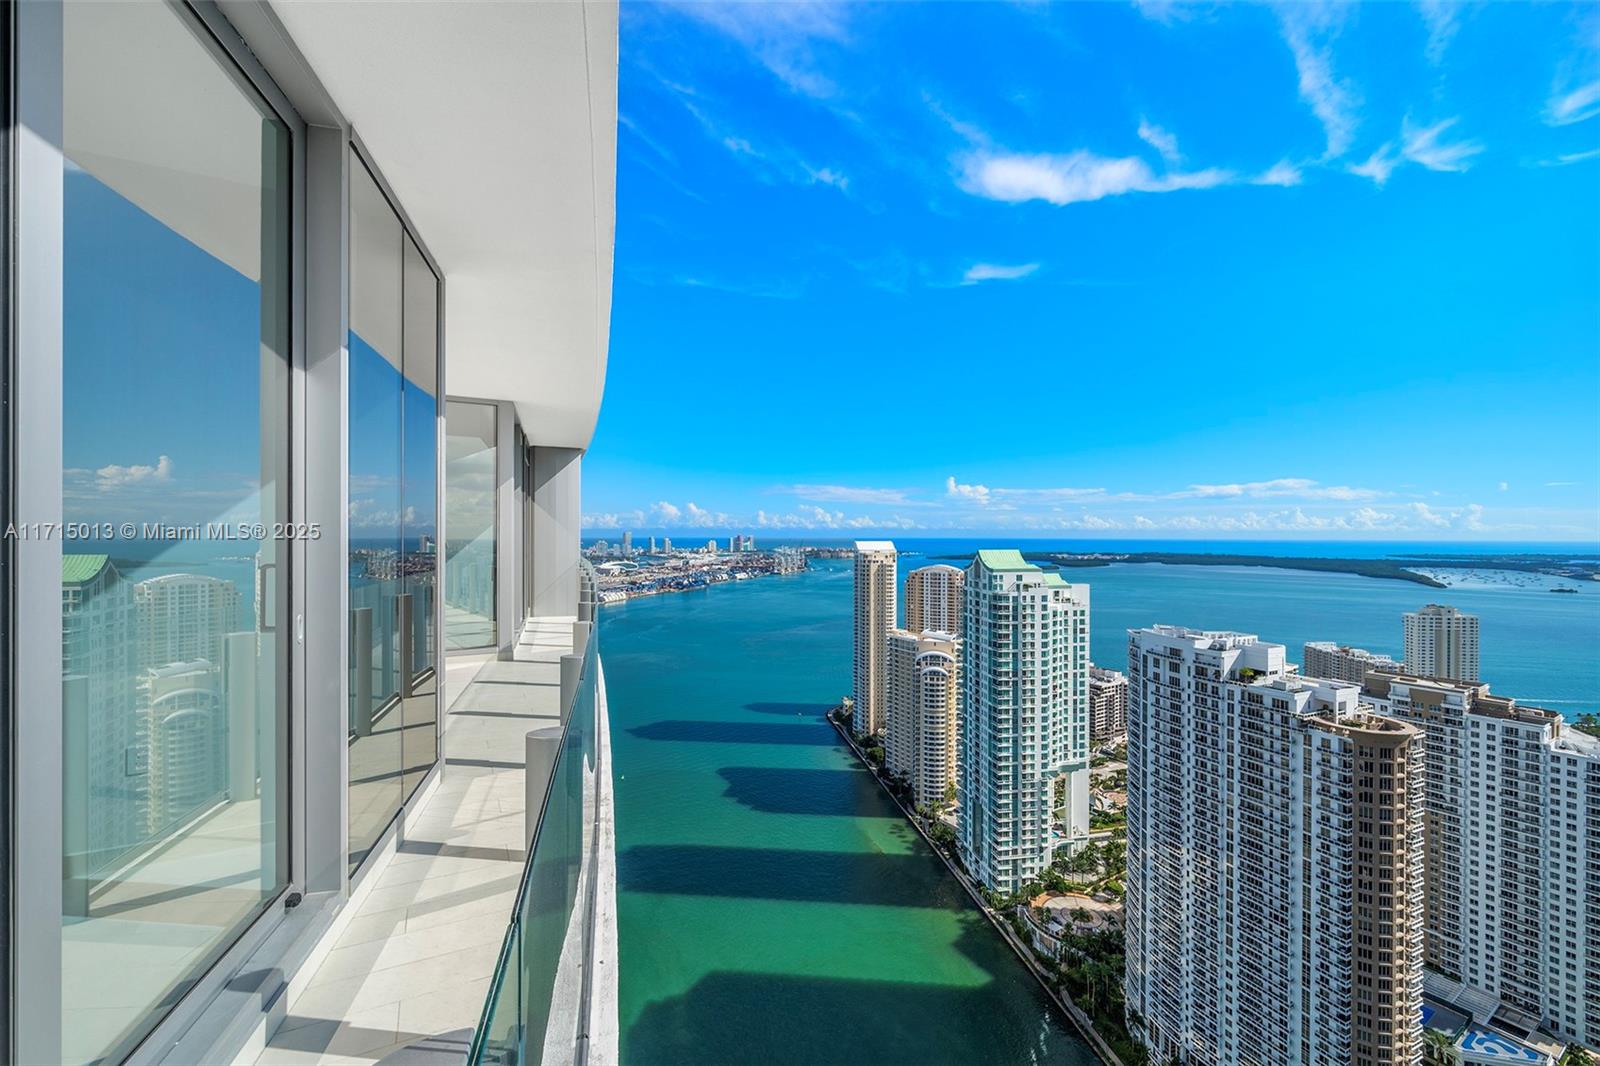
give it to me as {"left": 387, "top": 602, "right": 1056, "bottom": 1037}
{"left": 620, "top": 844, "right": 953, "bottom": 908}
{"left": 628, "top": 720, "right": 837, "bottom": 746}
{"left": 743, "top": 701, "right": 834, "bottom": 717}
{"left": 625, "top": 970, "right": 1099, "bottom": 1066}
{"left": 718, "top": 766, "right": 873, "bottom": 816}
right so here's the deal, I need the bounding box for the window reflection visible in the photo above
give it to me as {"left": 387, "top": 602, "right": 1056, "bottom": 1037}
{"left": 445, "top": 402, "right": 498, "bottom": 649}
{"left": 347, "top": 157, "right": 441, "bottom": 876}
{"left": 61, "top": 3, "right": 289, "bottom": 1061}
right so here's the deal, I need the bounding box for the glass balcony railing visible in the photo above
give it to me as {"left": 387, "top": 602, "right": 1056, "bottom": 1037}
{"left": 469, "top": 579, "right": 604, "bottom": 1065}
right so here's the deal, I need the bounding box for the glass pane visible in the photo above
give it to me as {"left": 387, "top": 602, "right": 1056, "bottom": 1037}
{"left": 348, "top": 157, "right": 404, "bottom": 874}
{"left": 61, "top": 3, "right": 289, "bottom": 1061}
{"left": 445, "top": 402, "right": 497, "bottom": 649}
{"left": 401, "top": 235, "right": 439, "bottom": 802}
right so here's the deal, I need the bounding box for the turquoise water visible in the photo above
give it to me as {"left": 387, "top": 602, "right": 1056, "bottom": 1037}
{"left": 606, "top": 560, "right": 1095, "bottom": 1065}
{"left": 604, "top": 553, "right": 1600, "bottom": 1064}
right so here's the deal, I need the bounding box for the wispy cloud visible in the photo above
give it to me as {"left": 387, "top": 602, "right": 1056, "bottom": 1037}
{"left": 962, "top": 262, "right": 1040, "bottom": 284}
{"left": 957, "top": 148, "right": 1232, "bottom": 206}
{"left": 674, "top": 272, "right": 805, "bottom": 300}
{"left": 1538, "top": 147, "right": 1600, "bottom": 167}
{"left": 1349, "top": 117, "right": 1483, "bottom": 185}
{"left": 946, "top": 477, "right": 1108, "bottom": 505}
{"left": 1401, "top": 116, "right": 1484, "bottom": 172}
{"left": 1174, "top": 477, "right": 1386, "bottom": 501}
{"left": 1278, "top": 5, "right": 1359, "bottom": 159}
{"left": 1545, "top": 78, "right": 1600, "bottom": 126}
{"left": 1417, "top": 0, "right": 1462, "bottom": 66}
{"left": 1349, "top": 143, "right": 1401, "bottom": 185}
{"left": 779, "top": 484, "right": 918, "bottom": 505}
{"left": 671, "top": 1, "right": 850, "bottom": 100}
{"left": 1253, "top": 160, "right": 1304, "bottom": 186}
{"left": 1137, "top": 118, "right": 1182, "bottom": 163}
{"left": 677, "top": 96, "right": 851, "bottom": 193}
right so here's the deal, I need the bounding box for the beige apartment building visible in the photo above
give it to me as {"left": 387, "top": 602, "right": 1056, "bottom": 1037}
{"left": 885, "top": 630, "right": 961, "bottom": 809}
{"left": 905, "top": 563, "right": 965, "bottom": 636}
{"left": 852, "top": 541, "right": 897, "bottom": 736}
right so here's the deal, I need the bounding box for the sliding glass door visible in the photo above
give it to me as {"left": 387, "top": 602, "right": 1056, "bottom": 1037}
{"left": 59, "top": 4, "right": 291, "bottom": 1060}
{"left": 347, "top": 156, "right": 441, "bottom": 876}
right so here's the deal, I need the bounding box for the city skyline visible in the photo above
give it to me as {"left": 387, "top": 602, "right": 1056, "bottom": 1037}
{"left": 585, "top": 1, "right": 1599, "bottom": 540}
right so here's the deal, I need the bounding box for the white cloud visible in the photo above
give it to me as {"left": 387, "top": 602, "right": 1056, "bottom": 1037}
{"left": 95, "top": 454, "right": 173, "bottom": 490}
{"left": 1253, "top": 160, "right": 1304, "bottom": 186}
{"left": 1498, "top": 481, "right": 1510, "bottom": 491}
{"left": 1545, "top": 78, "right": 1600, "bottom": 126}
{"left": 781, "top": 484, "right": 916, "bottom": 505}
{"left": 957, "top": 149, "right": 1231, "bottom": 206}
{"left": 1417, "top": 1, "right": 1461, "bottom": 66}
{"left": 673, "top": 1, "right": 850, "bottom": 100}
{"left": 1348, "top": 118, "right": 1480, "bottom": 185}
{"left": 1539, "top": 148, "right": 1600, "bottom": 167}
{"left": 1278, "top": 5, "right": 1359, "bottom": 159}
{"left": 1137, "top": 118, "right": 1182, "bottom": 163}
{"left": 1400, "top": 116, "right": 1483, "bottom": 172}
{"left": 962, "top": 262, "right": 1040, "bottom": 284}
{"left": 682, "top": 502, "right": 731, "bottom": 528}
{"left": 946, "top": 476, "right": 992, "bottom": 504}
{"left": 1349, "top": 143, "right": 1401, "bottom": 185}
{"left": 653, "top": 501, "right": 682, "bottom": 523}
{"left": 1177, "top": 477, "right": 1385, "bottom": 501}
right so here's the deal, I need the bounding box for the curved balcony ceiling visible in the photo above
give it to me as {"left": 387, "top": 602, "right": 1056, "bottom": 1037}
{"left": 270, "top": 0, "right": 616, "bottom": 449}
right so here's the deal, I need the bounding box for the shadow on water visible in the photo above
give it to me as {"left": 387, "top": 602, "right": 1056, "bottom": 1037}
{"left": 742, "top": 701, "right": 836, "bottom": 717}
{"left": 619, "top": 844, "right": 953, "bottom": 908}
{"left": 628, "top": 720, "right": 837, "bottom": 746}
{"left": 624, "top": 970, "right": 1098, "bottom": 1066}
{"left": 716, "top": 766, "right": 875, "bottom": 816}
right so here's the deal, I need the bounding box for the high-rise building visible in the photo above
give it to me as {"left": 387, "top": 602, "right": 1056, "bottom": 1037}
{"left": 1087, "top": 666, "right": 1127, "bottom": 742}
{"left": 958, "top": 550, "right": 1090, "bottom": 894}
{"left": 1402, "top": 604, "right": 1480, "bottom": 682}
{"left": 648, "top": 535, "right": 656, "bottom": 555}
{"left": 622, "top": 530, "right": 632, "bottom": 556}
{"left": 729, "top": 534, "right": 738, "bottom": 552}
{"left": 61, "top": 555, "right": 143, "bottom": 877}
{"left": 662, "top": 536, "right": 673, "bottom": 554}
{"left": 886, "top": 630, "right": 960, "bottom": 809}
{"left": 1365, "top": 673, "right": 1599, "bottom": 1047}
{"left": 851, "top": 541, "right": 897, "bottom": 736}
{"left": 143, "top": 659, "right": 225, "bottom": 835}
{"left": 133, "top": 573, "right": 241, "bottom": 667}
{"left": 1303, "top": 641, "right": 1403, "bottom": 684}
{"left": 1125, "top": 627, "right": 1426, "bottom": 1066}
{"left": 905, "top": 563, "right": 964, "bottom": 636}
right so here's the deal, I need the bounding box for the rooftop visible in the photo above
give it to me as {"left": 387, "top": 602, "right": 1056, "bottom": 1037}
{"left": 973, "top": 548, "right": 1037, "bottom": 571}
{"left": 854, "top": 540, "right": 896, "bottom": 553}
{"left": 61, "top": 553, "right": 111, "bottom": 585}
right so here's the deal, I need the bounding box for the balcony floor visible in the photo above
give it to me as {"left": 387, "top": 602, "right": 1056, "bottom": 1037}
{"left": 255, "top": 617, "right": 576, "bottom": 1065}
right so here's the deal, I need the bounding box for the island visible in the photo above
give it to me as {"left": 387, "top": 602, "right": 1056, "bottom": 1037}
{"left": 926, "top": 550, "right": 1600, "bottom": 588}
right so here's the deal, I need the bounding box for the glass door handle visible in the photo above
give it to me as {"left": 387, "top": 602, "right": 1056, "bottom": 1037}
{"left": 397, "top": 592, "right": 414, "bottom": 698}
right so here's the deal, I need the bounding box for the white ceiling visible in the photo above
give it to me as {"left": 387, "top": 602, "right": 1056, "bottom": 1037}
{"left": 269, "top": 0, "right": 617, "bottom": 450}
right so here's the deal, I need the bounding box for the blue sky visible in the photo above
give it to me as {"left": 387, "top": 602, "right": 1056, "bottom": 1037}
{"left": 583, "top": 0, "right": 1600, "bottom": 541}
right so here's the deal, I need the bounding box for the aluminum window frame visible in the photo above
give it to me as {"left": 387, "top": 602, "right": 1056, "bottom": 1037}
{"left": 9, "top": 2, "right": 309, "bottom": 1060}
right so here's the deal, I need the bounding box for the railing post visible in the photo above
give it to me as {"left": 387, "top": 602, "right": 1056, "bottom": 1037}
{"left": 352, "top": 606, "right": 373, "bottom": 736}
{"left": 396, "top": 592, "right": 414, "bottom": 697}
{"left": 525, "top": 725, "right": 564, "bottom": 846}
{"left": 560, "top": 652, "right": 583, "bottom": 726}
{"left": 571, "top": 620, "right": 591, "bottom": 660}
